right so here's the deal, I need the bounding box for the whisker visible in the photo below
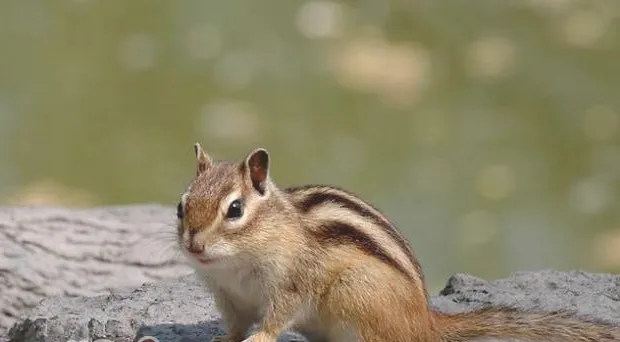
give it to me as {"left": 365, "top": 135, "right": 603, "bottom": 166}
{"left": 131, "top": 226, "right": 184, "bottom": 263}
{"left": 141, "top": 233, "right": 177, "bottom": 250}
{"left": 158, "top": 242, "right": 184, "bottom": 260}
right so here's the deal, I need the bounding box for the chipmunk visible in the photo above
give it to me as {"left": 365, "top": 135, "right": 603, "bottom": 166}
{"left": 175, "top": 143, "right": 620, "bottom": 342}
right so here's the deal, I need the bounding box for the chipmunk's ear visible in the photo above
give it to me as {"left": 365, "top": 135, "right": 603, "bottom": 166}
{"left": 194, "top": 142, "right": 212, "bottom": 175}
{"left": 244, "top": 148, "right": 269, "bottom": 195}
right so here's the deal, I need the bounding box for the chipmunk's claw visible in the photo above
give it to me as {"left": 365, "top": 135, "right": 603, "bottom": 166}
{"left": 211, "top": 335, "right": 229, "bottom": 342}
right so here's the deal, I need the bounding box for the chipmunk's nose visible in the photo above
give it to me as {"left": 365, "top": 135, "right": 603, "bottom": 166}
{"left": 187, "top": 241, "right": 204, "bottom": 254}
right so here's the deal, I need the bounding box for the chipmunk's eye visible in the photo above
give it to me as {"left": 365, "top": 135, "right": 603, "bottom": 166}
{"left": 176, "top": 201, "right": 184, "bottom": 220}
{"left": 226, "top": 199, "right": 243, "bottom": 219}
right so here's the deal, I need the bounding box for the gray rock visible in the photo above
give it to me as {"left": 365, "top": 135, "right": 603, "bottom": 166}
{"left": 7, "top": 269, "right": 620, "bottom": 342}
{"left": 2, "top": 205, "right": 619, "bottom": 341}
{"left": 0, "top": 205, "right": 192, "bottom": 335}
{"left": 432, "top": 270, "right": 620, "bottom": 341}
{"left": 7, "top": 273, "right": 304, "bottom": 342}
{"left": 433, "top": 269, "right": 620, "bottom": 318}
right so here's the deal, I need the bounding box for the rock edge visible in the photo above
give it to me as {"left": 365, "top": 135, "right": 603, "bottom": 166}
{"left": 7, "top": 269, "right": 620, "bottom": 342}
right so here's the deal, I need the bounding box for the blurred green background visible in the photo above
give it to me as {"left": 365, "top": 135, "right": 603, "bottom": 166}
{"left": 1, "top": 0, "right": 620, "bottom": 291}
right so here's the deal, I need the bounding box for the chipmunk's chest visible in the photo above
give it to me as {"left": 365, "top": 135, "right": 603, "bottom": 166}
{"left": 201, "top": 263, "right": 269, "bottom": 312}
{"left": 225, "top": 270, "right": 266, "bottom": 307}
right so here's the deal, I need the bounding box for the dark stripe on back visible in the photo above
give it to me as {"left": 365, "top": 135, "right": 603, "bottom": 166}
{"left": 289, "top": 186, "right": 416, "bottom": 262}
{"left": 287, "top": 184, "right": 428, "bottom": 298}
{"left": 308, "top": 220, "right": 414, "bottom": 282}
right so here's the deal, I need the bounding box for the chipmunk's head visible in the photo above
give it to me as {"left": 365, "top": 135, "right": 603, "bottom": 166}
{"left": 176, "top": 143, "right": 275, "bottom": 268}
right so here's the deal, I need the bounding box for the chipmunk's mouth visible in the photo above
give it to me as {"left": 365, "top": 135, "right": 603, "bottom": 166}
{"left": 188, "top": 252, "right": 219, "bottom": 265}
{"left": 184, "top": 242, "right": 234, "bottom": 267}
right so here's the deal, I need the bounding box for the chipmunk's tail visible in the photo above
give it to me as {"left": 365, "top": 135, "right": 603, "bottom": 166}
{"left": 432, "top": 306, "right": 620, "bottom": 342}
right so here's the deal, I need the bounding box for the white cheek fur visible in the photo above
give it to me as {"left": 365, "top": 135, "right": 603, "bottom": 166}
{"left": 208, "top": 239, "right": 237, "bottom": 258}
{"left": 223, "top": 216, "right": 249, "bottom": 230}
{"left": 181, "top": 192, "right": 189, "bottom": 205}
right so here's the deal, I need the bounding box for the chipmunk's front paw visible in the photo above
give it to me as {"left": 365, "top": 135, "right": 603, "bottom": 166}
{"left": 211, "top": 333, "right": 249, "bottom": 342}
{"left": 240, "top": 332, "right": 277, "bottom": 342}
{"left": 211, "top": 329, "right": 248, "bottom": 342}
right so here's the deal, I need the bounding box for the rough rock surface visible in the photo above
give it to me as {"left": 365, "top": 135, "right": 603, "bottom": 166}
{"left": 7, "top": 269, "right": 620, "bottom": 342}
{"left": 0, "top": 205, "right": 192, "bottom": 336}
{"left": 3, "top": 205, "right": 620, "bottom": 341}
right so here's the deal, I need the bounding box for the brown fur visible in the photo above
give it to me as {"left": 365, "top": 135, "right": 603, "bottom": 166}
{"left": 176, "top": 144, "right": 620, "bottom": 342}
{"left": 435, "top": 307, "right": 620, "bottom": 341}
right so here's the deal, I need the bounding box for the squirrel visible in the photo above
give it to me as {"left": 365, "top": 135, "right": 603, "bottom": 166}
{"left": 175, "top": 143, "right": 620, "bottom": 342}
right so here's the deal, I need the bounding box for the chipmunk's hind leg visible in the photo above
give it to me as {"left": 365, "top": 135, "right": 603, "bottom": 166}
{"left": 291, "top": 311, "right": 330, "bottom": 342}
{"left": 319, "top": 265, "right": 433, "bottom": 342}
